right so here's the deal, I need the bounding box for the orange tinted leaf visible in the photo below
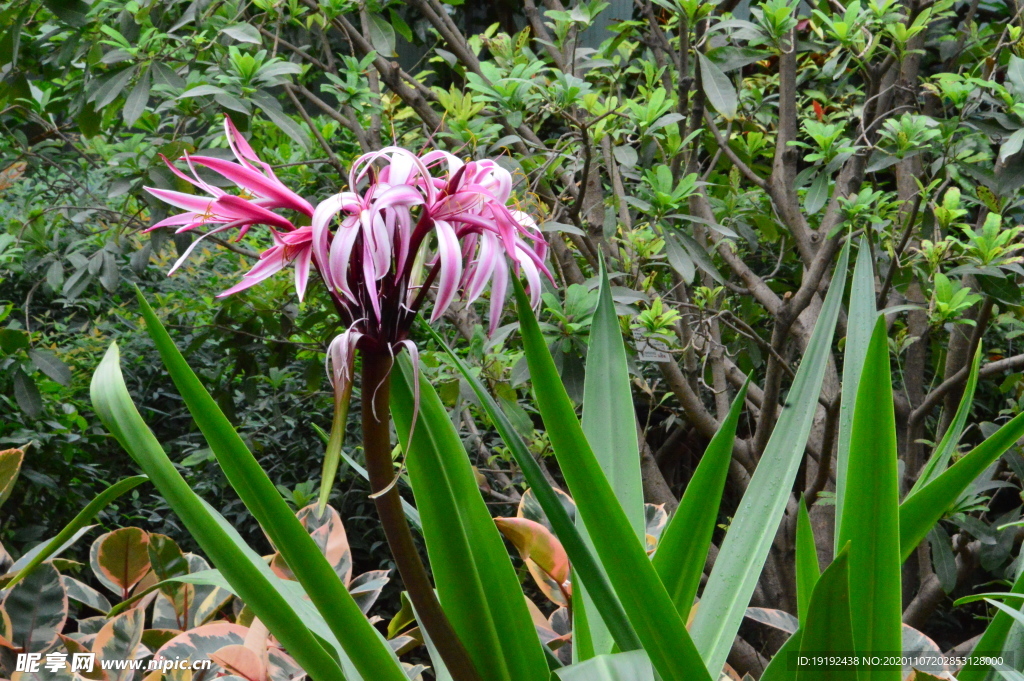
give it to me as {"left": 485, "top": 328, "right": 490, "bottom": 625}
{"left": 155, "top": 622, "right": 248, "bottom": 671}
{"left": 90, "top": 528, "right": 151, "bottom": 597}
{"left": 0, "top": 162, "right": 26, "bottom": 193}
{"left": 496, "top": 516, "right": 572, "bottom": 605}
{"left": 209, "top": 644, "right": 267, "bottom": 681}
{"left": 293, "top": 504, "right": 352, "bottom": 585}
{"left": 59, "top": 635, "right": 106, "bottom": 681}
{"left": 495, "top": 517, "right": 569, "bottom": 583}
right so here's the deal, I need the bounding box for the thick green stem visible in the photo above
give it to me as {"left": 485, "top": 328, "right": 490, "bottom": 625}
{"left": 360, "top": 352, "right": 482, "bottom": 681}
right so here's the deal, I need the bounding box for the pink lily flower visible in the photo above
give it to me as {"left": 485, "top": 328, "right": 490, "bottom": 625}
{"left": 144, "top": 117, "right": 317, "bottom": 299}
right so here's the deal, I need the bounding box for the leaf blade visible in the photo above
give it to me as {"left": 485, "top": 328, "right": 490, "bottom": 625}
{"left": 836, "top": 317, "right": 902, "bottom": 681}
{"left": 391, "top": 355, "right": 551, "bottom": 681}
{"left": 576, "top": 259, "right": 645, "bottom": 657}
{"left": 89, "top": 343, "right": 349, "bottom": 681}
{"left": 691, "top": 241, "right": 851, "bottom": 673}
{"left": 652, "top": 378, "right": 748, "bottom": 622}
{"left": 697, "top": 51, "right": 738, "bottom": 119}
{"left": 133, "top": 290, "right": 405, "bottom": 681}
{"left": 424, "top": 323, "right": 643, "bottom": 655}
{"left": 835, "top": 239, "right": 877, "bottom": 546}
{"left": 514, "top": 277, "right": 712, "bottom": 681}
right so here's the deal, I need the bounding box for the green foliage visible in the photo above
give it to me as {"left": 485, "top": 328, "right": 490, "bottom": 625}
{"left": 4, "top": 0, "right": 1024, "bottom": 678}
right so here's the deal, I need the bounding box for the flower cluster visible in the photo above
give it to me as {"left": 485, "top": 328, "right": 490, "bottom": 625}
{"left": 145, "top": 117, "right": 550, "bottom": 407}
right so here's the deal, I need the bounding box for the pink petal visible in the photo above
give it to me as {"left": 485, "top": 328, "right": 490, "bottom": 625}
{"left": 465, "top": 233, "right": 497, "bottom": 304}
{"left": 293, "top": 245, "right": 313, "bottom": 302}
{"left": 159, "top": 154, "right": 225, "bottom": 197}
{"left": 145, "top": 187, "right": 218, "bottom": 213}
{"left": 430, "top": 219, "right": 463, "bottom": 322}
{"left": 147, "top": 213, "right": 203, "bottom": 231}
{"left": 397, "top": 339, "right": 421, "bottom": 447}
{"left": 515, "top": 245, "right": 543, "bottom": 309}
{"left": 191, "top": 156, "right": 314, "bottom": 216}
{"left": 329, "top": 221, "right": 361, "bottom": 302}
{"left": 214, "top": 195, "right": 297, "bottom": 231}
{"left": 488, "top": 258, "right": 509, "bottom": 336}
{"left": 224, "top": 116, "right": 260, "bottom": 168}
{"left": 311, "top": 194, "right": 347, "bottom": 289}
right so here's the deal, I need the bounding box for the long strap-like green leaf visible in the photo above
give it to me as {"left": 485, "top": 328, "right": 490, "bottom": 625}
{"left": 133, "top": 289, "right": 406, "bottom": 681}
{"left": 899, "top": 409, "right": 1024, "bottom": 561}
{"left": 834, "top": 238, "right": 876, "bottom": 547}
{"left": 907, "top": 346, "right": 982, "bottom": 498}
{"left": 651, "top": 377, "right": 749, "bottom": 622}
{"left": 425, "top": 324, "right": 643, "bottom": 654}
{"left": 514, "top": 277, "right": 711, "bottom": 681}
{"left": 836, "top": 317, "right": 901, "bottom": 681}
{"left": 957, "top": 563, "right": 1024, "bottom": 681}
{"left": 576, "top": 258, "right": 645, "bottom": 659}
{"left": 794, "top": 495, "right": 821, "bottom": 625}
{"left": 796, "top": 546, "right": 858, "bottom": 681}
{"left": 7, "top": 474, "right": 147, "bottom": 588}
{"left": 90, "top": 343, "right": 349, "bottom": 681}
{"left": 390, "top": 356, "right": 551, "bottom": 681}
{"left": 691, "top": 241, "right": 850, "bottom": 673}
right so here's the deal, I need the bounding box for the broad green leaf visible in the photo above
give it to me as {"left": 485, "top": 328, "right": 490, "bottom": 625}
{"left": 251, "top": 91, "right": 310, "bottom": 150}
{"left": 796, "top": 547, "right": 858, "bottom": 681}
{"left": 90, "top": 342, "right": 350, "bottom": 681}
{"left": 693, "top": 241, "right": 851, "bottom": 673}
{"left": 1, "top": 561, "right": 66, "bottom": 653}
{"left": 514, "top": 277, "right": 711, "bottom": 681}
{"left": 804, "top": 171, "right": 829, "bottom": 215}
{"left": 28, "top": 348, "right": 71, "bottom": 385}
{"left": 88, "top": 66, "right": 136, "bottom": 109}
{"left": 697, "top": 51, "right": 737, "bottom": 119}
{"left": 6, "top": 475, "right": 147, "bottom": 588}
{"left": 837, "top": 317, "right": 901, "bottom": 681}
{"left": 652, "top": 378, "right": 749, "bottom": 622}
{"left": 835, "top": 238, "right": 876, "bottom": 546}
{"left": 391, "top": 355, "right": 550, "bottom": 681}
{"left": 122, "top": 67, "right": 150, "bottom": 127}
{"left": 576, "top": 258, "right": 644, "bottom": 658}
{"left": 0, "top": 446, "right": 24, "bottom": 508}
{"left": 555, "top": 650, "right": 655, "bottom": 681}
{"left": 425, "top": 324, "right": 642, "bottom": 654}
{"left": 90, "top": 527, "right": 151, "bottom": 598}
{"left": 899, "top": 410, "right": 1024, "bottom": 561}
{"left": 13, "top": 366, "right": 41, "bottom": 418}
{"left": 795, "top": 496, "right": 820, "bottom": 624}
{"left": 908, "top": 347, "right": 982, "bottom": 497}
{"left": 368, "top": 13, "right": 396, "bottom": 56}
{"left": 133, "top": 290, "right": 404, "bottom": 681}
{"left": 221, "top": 23, "right": 262, "bottom": 44}
{"left": 148, "top": 533, "right": 188, "bottom": 582}
{"left": 956, "top": 565, "right": 1024, "bottom": 681}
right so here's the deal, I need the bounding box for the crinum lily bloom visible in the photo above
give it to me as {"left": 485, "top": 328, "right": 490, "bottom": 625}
{"left": 144, "top": 117, "right": 318, "bottom": 300}
{"left": 146, "top": 123, "right": 550, "bottom": 445}
{"left": 144, "top": 122, "right": 550, "bottom": 679}
{"left": 314, "top": 147, "right": 550, "bottom": 484}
